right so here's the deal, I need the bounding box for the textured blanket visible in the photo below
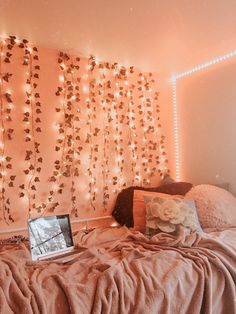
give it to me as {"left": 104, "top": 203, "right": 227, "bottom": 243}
{"left": 0, "top": 226, "right": 235, "bottom": 314}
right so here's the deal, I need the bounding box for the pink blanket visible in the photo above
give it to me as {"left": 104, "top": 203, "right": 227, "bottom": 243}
{"left": 0, "top": 226, "right": 235, "bottom": 314}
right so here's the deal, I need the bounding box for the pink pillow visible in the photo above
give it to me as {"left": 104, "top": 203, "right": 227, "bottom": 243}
{"left": 185, "top": 184, "right": 236, "bottom": 229}
{"left": 132, "top": 190, "right": 182, "bottom": 232}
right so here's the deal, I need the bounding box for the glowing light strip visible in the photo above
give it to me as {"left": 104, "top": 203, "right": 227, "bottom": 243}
{"left": 171, "top": 78, "right": 180, "bottom": 181}
{"left": 171, "top": 49, "right": 236, "bottom": 181}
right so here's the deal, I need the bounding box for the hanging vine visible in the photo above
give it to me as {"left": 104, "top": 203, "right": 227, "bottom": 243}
{"left": 124, "top": 67, "right": 137, "bottom": 185}
{"left": 85, "top": 55, "right": 99, "bottom": 210}
{"left": 54, "top": 52, "right": 81, "bottom": 216}
{"left": 99, "top": 62, "right": 110, "bottom": 210}
{"left": 0, "top": 36, "right": 15, "bottom": 224}
{"left": 0, "top": 35, "right": 170, "bottom": 222}
{"left": 18, "top": 39, "right": 42, "bottom": 216}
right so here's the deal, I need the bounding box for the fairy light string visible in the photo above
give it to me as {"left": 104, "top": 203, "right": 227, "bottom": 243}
{"left": 0, "top": 38, "right": 13, "bottom": 223}
{"left": 124, "top": 67, "right": 137, "bottom": 185}
{"left": 70, "top": 56, "right": 81, "bottom": 217}
{"left": 20, "top": 41, "right": 42, "bottom": 216}
{"left": 50, "top": 52, "right": 70, "bottom": 213}
{"left": 0, "top": 35, "right": 169, "bottom": 223}
{"left": 64, "top": 54, "right": 80, "bottom": 216}
{"left": 0, "top": 36, "right": 18, "bottom": 223}
{"left": 99, "top": 62, "right": 110, "bottom": 210}
{"left": 86, "top": 56, "right": 96, "bottom": 210}
{"left": 112, "top": 64, "right": 121, "bottom": 192}
{"left": 140, "top": 73, "right": 154, "bottom": 185}
{"left": 54, "top": 52, "right": 81, "bottom": 216}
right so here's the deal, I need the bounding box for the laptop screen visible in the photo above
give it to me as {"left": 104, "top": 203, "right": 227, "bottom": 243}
{"left": 28, "top": 214, "right": 74, "bottom": 261}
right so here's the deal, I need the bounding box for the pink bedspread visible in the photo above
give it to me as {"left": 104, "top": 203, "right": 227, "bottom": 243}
{"left": 0, "top": 226, "right": 235, "bottom": 314}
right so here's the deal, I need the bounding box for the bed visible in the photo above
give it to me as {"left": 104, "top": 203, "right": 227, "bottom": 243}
{"left": 0, "top": 183, "right": 235, "bottom": 314}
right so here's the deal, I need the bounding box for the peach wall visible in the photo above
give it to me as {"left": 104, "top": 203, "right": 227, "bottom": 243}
{"left": 176, "top": 57, "right": 236, "bottom": 195}
{"left": 0, "top": 37, "right": 169, "bottom": 234}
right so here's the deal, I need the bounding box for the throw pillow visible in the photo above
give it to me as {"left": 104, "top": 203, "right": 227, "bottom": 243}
{"left": 133, "top": 190, "right": 183, "bottom": 232}
{"left": 186, "top": 184, "right": 236, "bottom": 229}
{"left": 112, "top": 182, "right": 193, "bottom": 227}
{"left": 144, "top": 195, "right": 202, "bottom": 236}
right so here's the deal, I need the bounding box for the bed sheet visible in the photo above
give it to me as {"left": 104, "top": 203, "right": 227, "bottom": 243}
{"left": 0, "top": 226, "right": 235, "bottom": 314}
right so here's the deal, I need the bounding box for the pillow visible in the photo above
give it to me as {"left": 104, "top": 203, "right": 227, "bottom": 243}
{"left": 112, "top": 182, "right": 193, "bottom": 227}
{"left": 160, "top": 175, "right": 175, "bottom": 186}
{"left": 133, "top": 190, "right": 183, "bottom": 232}
{"left": 144, "top": 195, "right": 202, "bottom": 236}
{"left": 185, "top": 184, "right": 236, "bottom": 229}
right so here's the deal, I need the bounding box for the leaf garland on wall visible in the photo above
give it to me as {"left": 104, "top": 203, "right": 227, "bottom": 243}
{"left": 0, "top": 35, "right": 169, "bottom": 224}
{"left": 54, "top": 52, "right": 81, "bottom": 217}
{"left": 137, "top": 73, "right": 169, "bottom": 181}
{"left": 54, "top": 51, "right": 170, "bottom": 214}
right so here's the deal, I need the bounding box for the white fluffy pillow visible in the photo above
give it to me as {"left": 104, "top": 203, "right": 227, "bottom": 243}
{"left": 185, "top": 184, "right": 236, "bottom": 229}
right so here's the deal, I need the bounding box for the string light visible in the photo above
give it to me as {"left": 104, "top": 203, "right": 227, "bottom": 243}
{"left": 82, "top": 85, "right": 89, "bottom": 93}
{"left": 0, "top": 37, "right": 16, "bottom": 223}
{"left": 0, "top": 35, "right": 169, "bottom": 222}
{"left": 59, "top": 75, "right": 64, "bottom": 82}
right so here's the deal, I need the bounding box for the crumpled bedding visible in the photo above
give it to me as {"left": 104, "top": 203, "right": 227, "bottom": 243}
{"left": 0, "top": 226, "right": 235, "bottom": 314}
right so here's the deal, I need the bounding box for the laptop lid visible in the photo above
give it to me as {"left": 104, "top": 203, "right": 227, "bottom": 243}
{"left": 28, "top": 214, "right": 74, "bottom": 261}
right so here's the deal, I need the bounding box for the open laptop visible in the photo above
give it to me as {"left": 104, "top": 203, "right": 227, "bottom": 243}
{"left": 28, "top": 214, "right": 77, "bottom": 263}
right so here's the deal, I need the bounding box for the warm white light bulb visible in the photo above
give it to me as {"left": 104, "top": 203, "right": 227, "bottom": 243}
{"left": 59, "top": 75, "right": 64, "bottom": 82}
{"left": 83, "top": 85, "right": 89, "bottom": 93}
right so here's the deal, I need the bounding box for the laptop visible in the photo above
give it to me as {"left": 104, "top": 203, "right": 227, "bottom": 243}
{"left": 28, "top": 214, "right": 77, "bottom": 263}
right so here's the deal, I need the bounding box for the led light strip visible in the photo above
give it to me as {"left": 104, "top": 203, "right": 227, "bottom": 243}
{"left": 171, "top": 49, "right": 236, "bottom": 181}
{"left": 171, "top": 78, "right": 180, "bottom": 181}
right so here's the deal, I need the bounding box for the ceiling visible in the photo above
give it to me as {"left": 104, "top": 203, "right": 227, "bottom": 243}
{"left": 0, "top": 0, "right": 236, "bottom": 77}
